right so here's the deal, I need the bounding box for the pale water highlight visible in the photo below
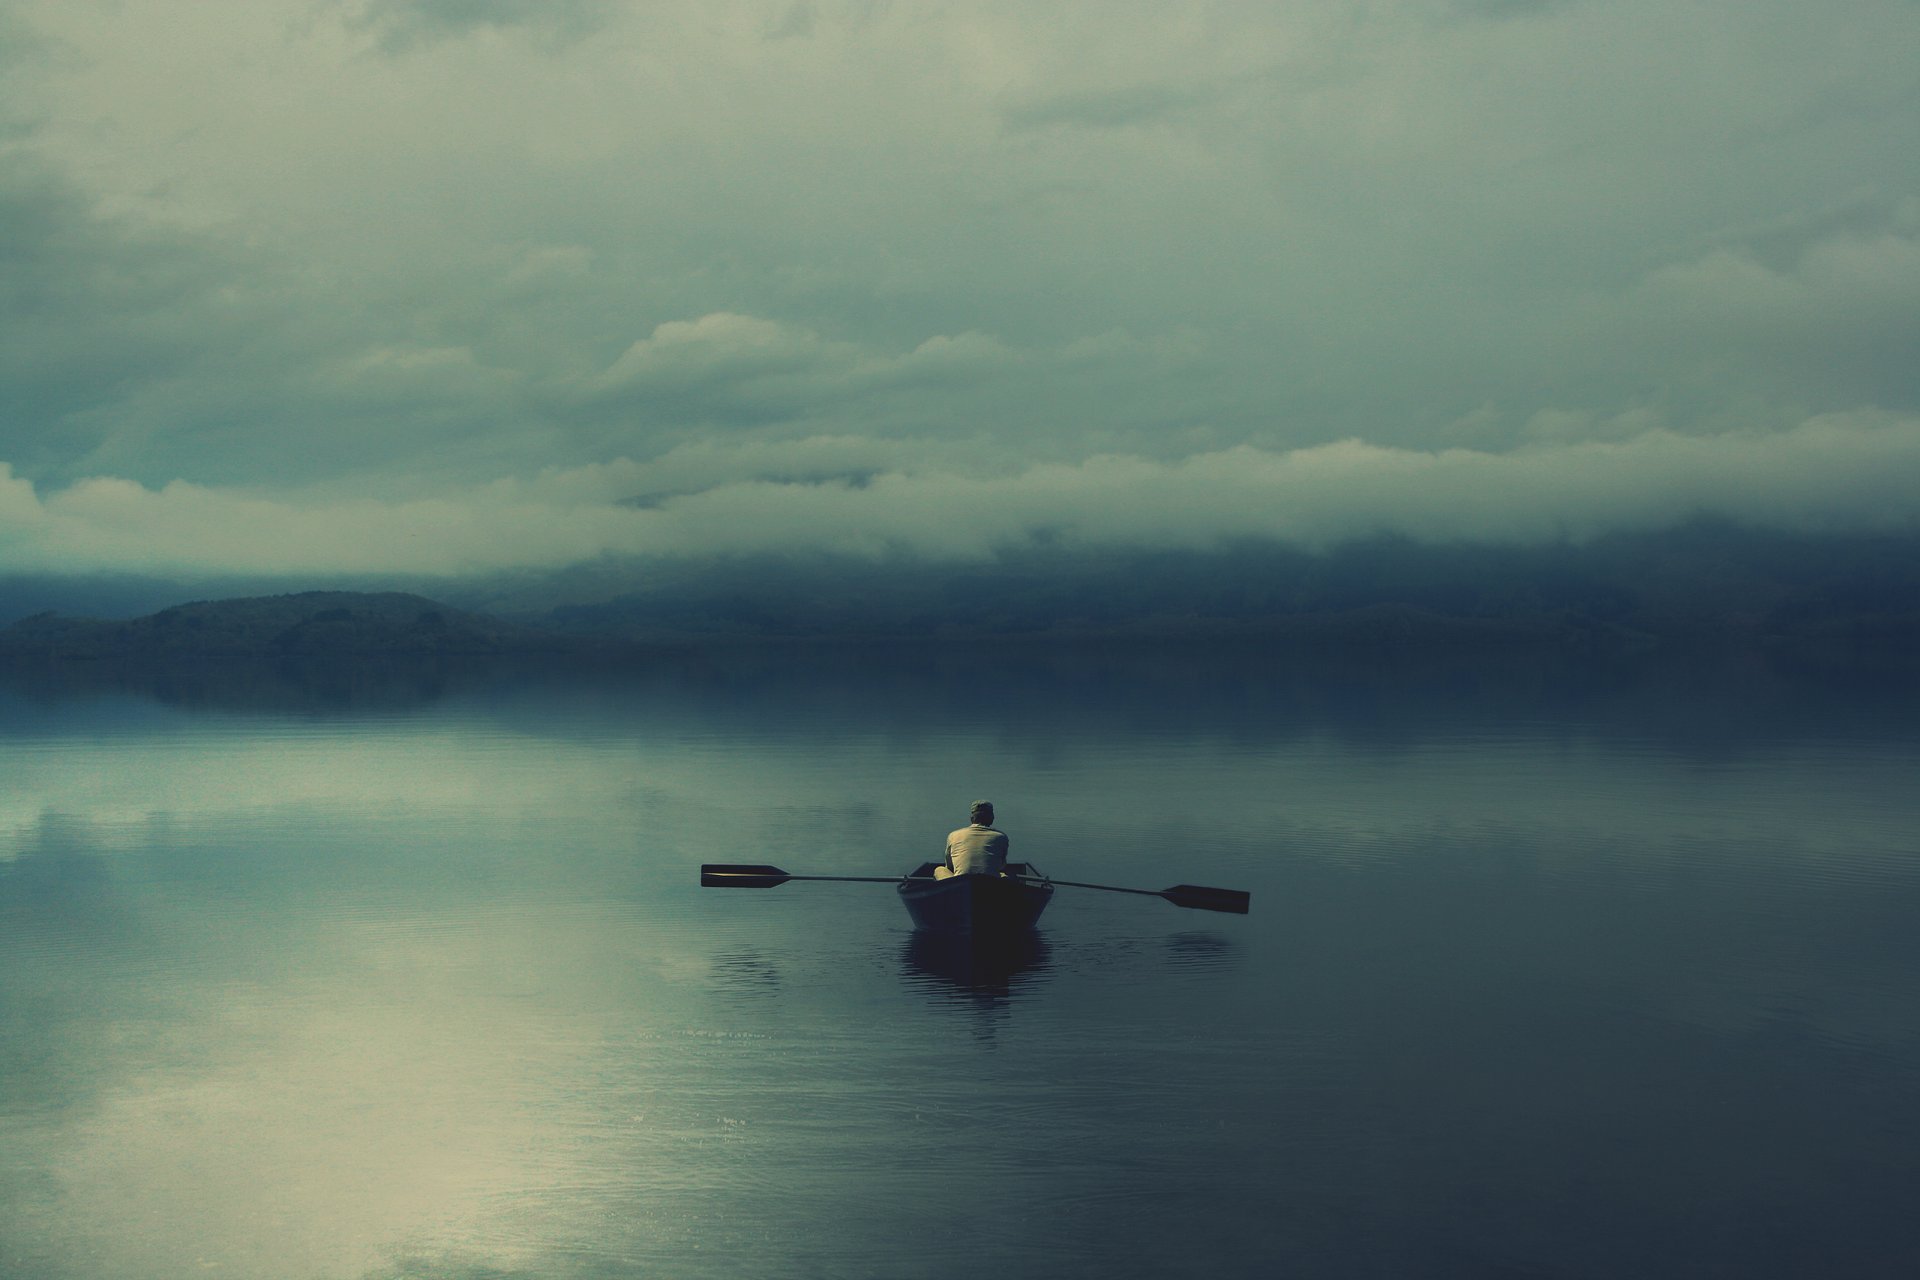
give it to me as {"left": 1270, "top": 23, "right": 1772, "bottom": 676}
{"left": 2, "top": 650, "right": 1917, "bottom": 1278}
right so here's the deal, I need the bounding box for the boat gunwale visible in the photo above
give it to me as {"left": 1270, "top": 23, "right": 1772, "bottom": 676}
{"left": 897, "top": 861, "right": 1053, "bottom": 934}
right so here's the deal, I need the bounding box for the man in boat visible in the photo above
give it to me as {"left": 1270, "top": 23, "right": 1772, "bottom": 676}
{"left": 935, "top": 800, "right": 1010, "bottom": 880}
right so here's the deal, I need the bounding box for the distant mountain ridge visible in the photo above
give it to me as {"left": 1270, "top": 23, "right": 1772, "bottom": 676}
{"left": 4, "top": 523, "right": 1918, "bottom": 662}
{"left": 0, "top": 591, "right": 565, "bottom": 659}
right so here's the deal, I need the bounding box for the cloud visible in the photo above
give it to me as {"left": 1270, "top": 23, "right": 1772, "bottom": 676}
{"left": 526, "top": 436, "right": 920, "bottom": 505}
{"left": 581, "top": 312, "right": 1090, "bottom": 431}
{"left": 1446, "top": 0, "right": 1569, "bottom": 22}
{"left": 1000, "top": 84, "right": 1209, "bottom": 134}
{"left": 591, "top": 313, "right": 854, "bottom": 401}
{"left": 3, "top": 0, "right": 1919, "bottom": 573}
{"left": 3, "top": 415, "right": 1916, "bottom": 579}
{"left": 0, "top": 153, "right": 552, "bottom": 490}
{"left": 1623, "top": 211, "right": 1920, "bottom": 407}
{"left": 0, "top": 160, "right": 257, "bottom": 481}
{"left": 764, "top": 3, "right": 815, "bottom": 43}
{"left": 1640, "top": 214, "right": 1920, "bottom": 326}
{"left": 343, "top": 0, "right": 618, "bottom": 52}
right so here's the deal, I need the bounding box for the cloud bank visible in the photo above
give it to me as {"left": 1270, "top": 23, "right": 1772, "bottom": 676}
{"left": 2, "top": 1, "right": 1917, "bottom": 588}
{"left": 2, "top": 414, "right": 1915, "bottom": 578}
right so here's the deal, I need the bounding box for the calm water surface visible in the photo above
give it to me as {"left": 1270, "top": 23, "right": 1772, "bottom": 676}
{"left": 2, "top": 650, "right": 1917, "bottom": 1279}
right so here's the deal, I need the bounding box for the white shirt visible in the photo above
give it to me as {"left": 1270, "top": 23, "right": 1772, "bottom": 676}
{"left": 944, "top": 823, "right": 1010, "bottom": 875}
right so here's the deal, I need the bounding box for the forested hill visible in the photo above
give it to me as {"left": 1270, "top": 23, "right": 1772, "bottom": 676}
{"left": 0, "top": 592, "right": 564, "bottom": 659}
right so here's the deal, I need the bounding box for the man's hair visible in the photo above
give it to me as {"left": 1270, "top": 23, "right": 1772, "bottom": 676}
{"left": 970, "top": 799, "right": 994, "bottom": 821}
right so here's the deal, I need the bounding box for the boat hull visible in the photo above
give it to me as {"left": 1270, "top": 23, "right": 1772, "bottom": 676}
{"left": 898, "top": 862, "right": 1053, "bottom": 935}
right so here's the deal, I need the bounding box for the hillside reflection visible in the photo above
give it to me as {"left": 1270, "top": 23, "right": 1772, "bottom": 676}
{"left": 4, "top": 644, "right": 1915, "bottom": 758}
{"left": 0, "top": 654, "right": 520, "bottom": 715}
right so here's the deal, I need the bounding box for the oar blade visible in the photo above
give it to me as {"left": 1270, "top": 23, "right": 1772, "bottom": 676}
{"left": 1161, "top": 884, "right": 1251, "bottom": 915}
{"left": 700, "top": 863, "right": 791, "bottom": 889}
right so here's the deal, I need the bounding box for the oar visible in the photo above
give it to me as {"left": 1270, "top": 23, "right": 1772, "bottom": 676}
{"left": 1042, "top": 878, "right": 1250, "bottom": 915}
{"left": 700, "top": 864, "right": 939, "bottom": 889}
{"left": 699, "top": 864, "right": 1250, "bottom": 915}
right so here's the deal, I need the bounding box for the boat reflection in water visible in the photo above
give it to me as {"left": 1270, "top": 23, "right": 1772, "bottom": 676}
{"left": 900, "top": 929, "right": 1052, "bottom": 1006}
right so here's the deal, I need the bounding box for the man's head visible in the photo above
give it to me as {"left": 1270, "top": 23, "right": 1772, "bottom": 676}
{"left": 969, "top": 800, "right": 995, "bottom": 826}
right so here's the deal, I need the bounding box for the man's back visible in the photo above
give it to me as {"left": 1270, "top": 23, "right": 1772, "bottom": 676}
{"left": 945, "top": 823, "right": 1009, "bottom": 876}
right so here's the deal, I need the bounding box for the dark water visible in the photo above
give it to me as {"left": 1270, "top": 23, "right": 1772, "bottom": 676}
{"left": 2, "top": 649, "right": 1918, "bottom": 1279}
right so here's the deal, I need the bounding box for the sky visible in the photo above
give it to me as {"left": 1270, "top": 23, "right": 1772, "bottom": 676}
{"left": 2, "top": 0, "right": 1918, "bottom": 580}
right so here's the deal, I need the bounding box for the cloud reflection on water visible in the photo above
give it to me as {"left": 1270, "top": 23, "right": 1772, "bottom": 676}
{"left": 3, "top": 653, "right": 1919, "bottom": 1276}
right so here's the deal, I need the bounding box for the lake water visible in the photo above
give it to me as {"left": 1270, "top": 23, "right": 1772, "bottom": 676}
{"left": 3, "top": 648, "right": 1918, "bottom": 1279}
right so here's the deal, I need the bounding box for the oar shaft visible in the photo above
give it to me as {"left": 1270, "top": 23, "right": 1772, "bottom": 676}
{"left": 1040, "top": 877, "right": 1251, "bottom": 914}
{"left": 1043, "top": 879, "right": 1162, "bottom": 898}
{"left": 783, "top": 874, "right": 939, "bottom": 885}
{"left": 700, "top": 863, "right": 945, "bottom": 888}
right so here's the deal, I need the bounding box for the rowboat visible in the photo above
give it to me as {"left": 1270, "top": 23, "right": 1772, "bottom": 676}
{"left": 897, "top": 862, "right": 1054, "bottom": 935}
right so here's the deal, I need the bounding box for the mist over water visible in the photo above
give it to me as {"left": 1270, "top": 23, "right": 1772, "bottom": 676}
{"left": 3, "top": 649, "right": 1918, "bottom": 1278}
